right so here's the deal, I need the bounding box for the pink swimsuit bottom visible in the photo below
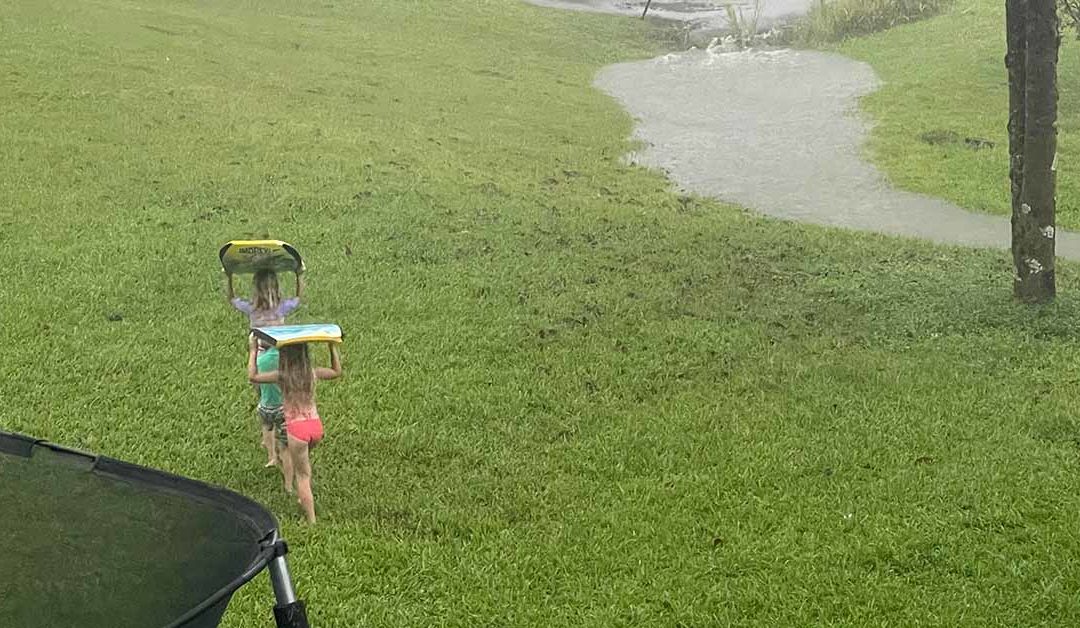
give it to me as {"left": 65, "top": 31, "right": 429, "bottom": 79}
{"left": 285, "top": 415, "right": 324, "bottom": 444}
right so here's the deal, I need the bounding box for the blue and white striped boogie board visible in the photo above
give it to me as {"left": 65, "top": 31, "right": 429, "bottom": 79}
{"left": 219, "top": 240, "right": 304, "bottom": 274}
{"left": 253, "top": 324, "right": 343, "bottom": 347}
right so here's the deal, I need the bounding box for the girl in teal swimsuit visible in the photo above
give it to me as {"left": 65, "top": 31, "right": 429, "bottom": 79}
{"left": 228, "top": 269, "right": 302, "bottom": 460}
{"left": 254, "top": 344, "right": 287, "bottom": 468}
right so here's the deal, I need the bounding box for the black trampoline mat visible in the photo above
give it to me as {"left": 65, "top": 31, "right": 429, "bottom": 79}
{"left": 0, "top": 447, "right": 265, "bottom": 628}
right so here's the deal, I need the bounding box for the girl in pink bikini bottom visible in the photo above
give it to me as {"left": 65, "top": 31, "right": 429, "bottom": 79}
{"left": 248, "top": 336, "right": 341, "bottom": 524}
{"left": 285, "top": 414, "right": 324, "bottom": 444}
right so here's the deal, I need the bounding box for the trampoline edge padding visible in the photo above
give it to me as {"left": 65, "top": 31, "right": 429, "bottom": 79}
{"left": 0, "top": 430, "right": 283, "bottom": 628}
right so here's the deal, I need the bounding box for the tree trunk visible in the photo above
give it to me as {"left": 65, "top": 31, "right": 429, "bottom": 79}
{"left": 1006, "top": 0, "right": 1027, "bottom": 267}
{"left": 1011, "top": 0, "right": 1059, "bottom": 303}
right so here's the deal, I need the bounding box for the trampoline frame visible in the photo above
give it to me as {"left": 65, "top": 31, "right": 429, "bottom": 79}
{"left": 1, "top": 431, "right": 311, "bottom": 628}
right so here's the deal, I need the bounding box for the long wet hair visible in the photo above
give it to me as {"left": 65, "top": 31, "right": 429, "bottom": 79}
{"left": 252, "top": 269, "right": 281, "bottom": 312}
{"left": 279, "top": 344, "right": 315, "bottom": 411}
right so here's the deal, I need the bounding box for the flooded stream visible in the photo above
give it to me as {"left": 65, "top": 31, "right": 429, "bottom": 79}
{"left": 525, "top": 2, "right": 1080, "bottom": 259}
{"left": 523, "top": 0, "right": 815, "bottom": 29}
{"left": 594, "top": 47, "right": 1080, "bottom": 258}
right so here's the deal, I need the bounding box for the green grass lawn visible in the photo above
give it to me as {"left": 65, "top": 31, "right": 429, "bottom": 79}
{"left": 6, "top": 0, "right": 1080, "bottom": 626}
{"left": 837, "top": 0, "right": 1080, "bottom": 228}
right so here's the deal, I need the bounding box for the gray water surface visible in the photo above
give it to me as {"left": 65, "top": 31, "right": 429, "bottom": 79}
{"left": 595, "top": 47, "right": 1080, "bottom": 258}
{"left": 523, "top": 0, "right": 815, "bottom": 30}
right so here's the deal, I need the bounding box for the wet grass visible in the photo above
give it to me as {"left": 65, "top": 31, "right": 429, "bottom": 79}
{"left": 790, "top": 0, "right": 953, "bottom": 44}
{"left": 837, "top": 0, "right": 1080, "bottom": 228}
{"left": 5, "top": 0, "right": 1080, "bottom": 626}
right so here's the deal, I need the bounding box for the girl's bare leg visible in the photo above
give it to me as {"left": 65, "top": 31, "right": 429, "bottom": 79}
{"left": 287, "top": 436, "right": 316, "bottom": 524}
{"left": 262, "top": 427, "right": 278, "bottom": 467}
{"left": 279, "top": 438, "right": 296, "bottom": 495}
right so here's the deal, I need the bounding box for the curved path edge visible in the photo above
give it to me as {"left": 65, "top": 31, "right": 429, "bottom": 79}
{"left": 591, "top": 47, "right": 1080, "bottom": 261}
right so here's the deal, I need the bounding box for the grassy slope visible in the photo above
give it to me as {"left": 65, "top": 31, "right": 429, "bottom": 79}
{"left": 838, "top": 0, "right": 1080, "bottom": 227}
{"left": 5, "top": 0, "right": 1080, "bottom": 626}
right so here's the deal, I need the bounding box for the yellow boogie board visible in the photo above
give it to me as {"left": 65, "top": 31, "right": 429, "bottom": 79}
{"left": 219, "top": 240, "right": 304, "bottom": 274}
{"left": 253, "top": 324, "right": 343, "bottom": 347}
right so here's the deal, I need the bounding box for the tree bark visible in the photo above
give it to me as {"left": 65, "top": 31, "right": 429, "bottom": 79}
{"left": 1011, "top": 0, "right": 1059, "bottom": 303}
{"left": 1019, "top": 0, "right": 1059, "bottom": 301}
{"left": 1006, "top": 0, "right": 1027, "bottom": 240}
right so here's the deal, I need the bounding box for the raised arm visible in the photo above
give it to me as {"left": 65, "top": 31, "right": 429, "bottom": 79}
{"left": 247, "top": 335, "right": 279, "bottom": 384}
{"left": 230, "top": 277, "right": 254, "bottom": 314}
{"left": 315, "top": 343, "right": 342, "bottom": 380}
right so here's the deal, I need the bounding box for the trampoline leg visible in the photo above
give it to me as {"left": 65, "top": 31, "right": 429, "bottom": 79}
{"left": 269, "top": 541, "right": 310, "bottom": 628}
